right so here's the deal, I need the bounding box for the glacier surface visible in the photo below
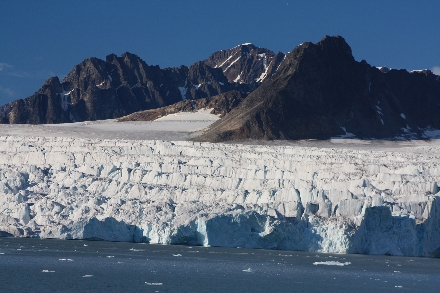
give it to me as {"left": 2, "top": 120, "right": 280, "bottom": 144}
{"left": 0, "top": 134, "right": 440, "bottom": 257}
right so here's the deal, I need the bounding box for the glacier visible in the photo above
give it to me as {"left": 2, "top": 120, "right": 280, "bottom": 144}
{"left": 1, "top": 134, "right": 440, "bottom": 257}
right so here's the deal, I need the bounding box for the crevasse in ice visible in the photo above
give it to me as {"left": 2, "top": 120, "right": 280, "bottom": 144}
{"left": 0, "top": 136, "right": 439, "bottom": 257}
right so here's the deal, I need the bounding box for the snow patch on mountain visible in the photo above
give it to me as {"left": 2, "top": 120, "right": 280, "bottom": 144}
{"left": 215, "top": 55, "right": 234, "bottom": 69}
{"left": 422, "top": 128, "right": 440, "bottom": 139}
{"left": 256, "top": 55, "right": 269, "bottom": 83}
{"left": 223, "top": 57, "right": 241, "bottom": 73}
{"left": 335, "top": 127, "right": 356, "bottom": 138}
{"left": 178, "top": 79, "right": 188, "bottom": 100}
{"left": 58, "top": 87, "right": 71, "bottom": 111}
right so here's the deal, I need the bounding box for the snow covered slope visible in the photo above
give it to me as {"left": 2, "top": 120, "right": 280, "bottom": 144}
{"left": 1, "top": 132, "right": 439, "bottom": 257}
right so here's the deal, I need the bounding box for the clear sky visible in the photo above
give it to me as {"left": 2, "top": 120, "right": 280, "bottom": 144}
{"left": 1, "top": 1, "right": 439, "bottom": 106}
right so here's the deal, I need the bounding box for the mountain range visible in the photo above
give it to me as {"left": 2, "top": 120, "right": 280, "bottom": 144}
{"left": 1, "top": 36, "right": 439, "bottom": 141}
{"left": 199, "top": 36, "right": 440, "bottom": 141}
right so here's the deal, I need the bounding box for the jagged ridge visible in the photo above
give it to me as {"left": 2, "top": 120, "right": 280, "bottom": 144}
{"left": 198, "top": 36, "right": 440, "bottom": 142}
{"left": 0, "top": 46, "right": 273, "bottom": 124}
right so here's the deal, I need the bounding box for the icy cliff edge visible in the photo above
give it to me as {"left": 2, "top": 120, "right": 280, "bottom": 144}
{"left": 1, "top": 136, "right": 439, "bottom": 257}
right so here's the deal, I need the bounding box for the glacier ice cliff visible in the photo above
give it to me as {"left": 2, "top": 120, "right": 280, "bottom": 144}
{"left": 0, "top": 135, "right": 439, "bottom": 257}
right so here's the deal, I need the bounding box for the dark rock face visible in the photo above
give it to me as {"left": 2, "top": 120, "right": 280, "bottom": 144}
{"left": 0, "top": 51, "right": 244, "bottom": 124}
{"left": 0, "top": 43, "right": 280, "bottom": 125}
{"left": 383, "top": 69, "right": 440, "bottom": 130}
{"left": 204, "top": 43, "right": 285, "bottom": 92}
{"left": 197, "top": 36, "right": 440, "bottom": 142}
{"left": 7, "top": 77, "right": 65, "bottom": 124}
{"left": 2, "top": 37, "right": 439, "bottom": 142}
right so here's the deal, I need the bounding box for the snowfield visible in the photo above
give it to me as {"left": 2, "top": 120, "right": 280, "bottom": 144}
{"left": 0, "top": 113, "right": 440, "bottom": 257}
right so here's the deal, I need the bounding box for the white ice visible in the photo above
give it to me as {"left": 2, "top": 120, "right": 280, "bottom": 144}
{"left": 215, "top": 55, "right": 234, "bottom": 69}
{"left": 223, "top": 57, "right": 240, "bottom": 73}
{"left": 242, "top": 268, "right": 255, "bottom": 272}
{"left": 313, "top": 261, "right": 351, "bottom": 266}
{"left": 1, "top": 117, "right": 440, "bottom": 257}
{"left": 145, "top": 282, "right": 163, "bottom": 285}
{"left": 178, "top": 79, "right": 188, "bottom": 100}
{"left": 334, "top": 127, "right": 355, "bottom": 138}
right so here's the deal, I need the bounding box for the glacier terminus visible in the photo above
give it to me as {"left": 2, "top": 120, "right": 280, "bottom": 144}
{"left": 1, "top": 131, "right": 439, "bottom": 257}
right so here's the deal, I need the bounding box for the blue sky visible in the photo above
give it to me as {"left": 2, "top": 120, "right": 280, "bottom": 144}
{"left": 1, "top": 1, "right": 439, "bottom": 106}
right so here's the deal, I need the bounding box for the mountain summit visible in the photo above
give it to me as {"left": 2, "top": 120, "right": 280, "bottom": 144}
{"left": 197, "top": 36, "right": 440, "bottom": 141}
{"left": 204, "top": 43, "right": 284, "bottom": 88}
{"left": 0, "top": 45, "right": 275, "bottom": 124}
{"left": 1, "top": 36, "right": 439, "bottom": 142}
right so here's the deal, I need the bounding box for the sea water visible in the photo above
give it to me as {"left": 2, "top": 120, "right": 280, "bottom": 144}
{"left": 0, "top": 238, "right": 439, "bottom": 293}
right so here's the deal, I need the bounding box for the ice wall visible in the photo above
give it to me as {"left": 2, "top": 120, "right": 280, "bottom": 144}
{"left": 0, "top": 135, "right": 439, "bottom": 257}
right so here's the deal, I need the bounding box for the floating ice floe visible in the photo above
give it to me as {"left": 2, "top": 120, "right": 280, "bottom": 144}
{"left": 242, "top": 268, "right": 255, "bottom": 273}
{"left": 129, "top": 248, "right": 144, "bottom": 252}
{"left": 313, "top": 261, "right": 351, "bottom": 266}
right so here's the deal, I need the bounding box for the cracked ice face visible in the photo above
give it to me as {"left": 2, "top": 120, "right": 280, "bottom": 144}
{"left": 0, "top": 121, "right": 440, "bottom": 256}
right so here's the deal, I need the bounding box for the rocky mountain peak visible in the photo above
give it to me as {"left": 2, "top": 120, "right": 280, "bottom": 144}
{"left": 204, "top": 43, "right": 285, "bottom": 87}
{"left": 318, "top": 35, "right": 352, "bottom": 56}
{"left": 197, "top": 37, "right": 440, "bottom": 142}
{"left": 0, "top": 48, "right": 243, "bottom": 124}
{"left": 119, "top": 52, "right": 145, "bottom": 67}
{"left": 3, "top": 36, "right": 438, "bottom": 139}
{"left": 277, "top": 36, "right": 355, "bottom": 78}
{"left": 43, "top": 76, "right": 62, "bottom": 88}
{"left": 234, "top": 43, "right": 256, "bottom": 53}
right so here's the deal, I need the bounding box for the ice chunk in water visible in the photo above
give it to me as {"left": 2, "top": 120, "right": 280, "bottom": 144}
{"left": 313, "top": 261, "right": 351, "bottom": 266}
{"left": 242, "top": 268, "right": 255, "bottom": 273}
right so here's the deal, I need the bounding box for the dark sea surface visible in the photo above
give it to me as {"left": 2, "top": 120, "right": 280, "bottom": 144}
{"left": 0, "top": 238, "right": 439, "bottom": 293}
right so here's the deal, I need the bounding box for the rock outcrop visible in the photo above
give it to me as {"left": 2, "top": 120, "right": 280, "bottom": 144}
{"left": 204, "top": 43, "right": 285, "bottom": 91}
{"left": 117, "top": 91, "right": 246, "bottom": 122}
{"left": 198, "top": 36, "right": 440, "bottom": 142}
